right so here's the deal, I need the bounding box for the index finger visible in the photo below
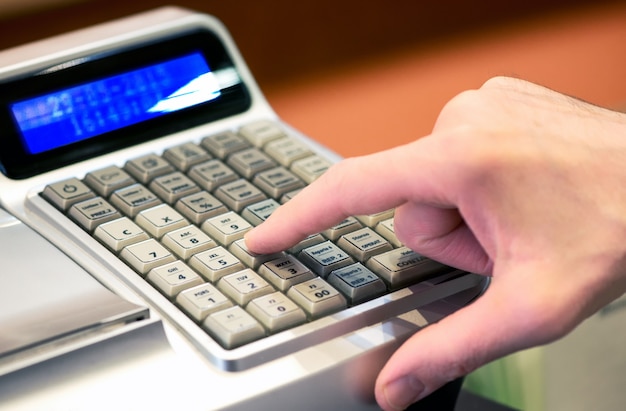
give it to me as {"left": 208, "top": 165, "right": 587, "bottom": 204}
{"left": 245, "top": 137, "right": 454, "bottom": 254}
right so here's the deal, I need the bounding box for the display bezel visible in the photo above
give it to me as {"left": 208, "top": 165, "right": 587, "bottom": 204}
{"left": 0, "top": 29, "right": 251, "bottom": 179}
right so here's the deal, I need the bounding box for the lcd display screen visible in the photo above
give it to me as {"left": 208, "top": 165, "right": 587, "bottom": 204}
{"left": 10, "top": 51, "right": 219, "bottom": 155}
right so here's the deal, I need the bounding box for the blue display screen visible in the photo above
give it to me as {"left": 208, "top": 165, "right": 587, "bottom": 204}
{"left": 10, "top": 52, "right": 220, "bottom": 155}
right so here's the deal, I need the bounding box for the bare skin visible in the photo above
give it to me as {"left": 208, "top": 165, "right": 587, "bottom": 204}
{"left": 245, "top": 76, "right": 626, "bottom": 410}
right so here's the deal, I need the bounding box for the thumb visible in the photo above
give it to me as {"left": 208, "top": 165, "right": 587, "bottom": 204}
{"left": 374, "top": 278, "right": 546, "bottom": 411}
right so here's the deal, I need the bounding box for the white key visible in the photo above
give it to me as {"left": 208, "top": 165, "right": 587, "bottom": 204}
{"left": 290, "top": 155, "right": 331, "bottom": 184}
{"left": 94, "top": 217, "right": 149, "bottom": 252}
{"left": 202, "top": 211, "right": 252, "bottom": 245}
{"left": 259, "top": 255, "right": 315, "bottom": 292}
{"left": 287, "top": 277, "right": 347, "bottom": 319}
{"left": 239, "top": 120, "right": 286, "bottom": 147}
{"left": 336, "top": 227, "right": 393, "bottom": 262}
{"left": 135, "top": 204, "right": 188, "bottom": 238}
{"left": 188, "top": 246, "right": 245, "bottom": 282}
{"left": 228, "top": 238, "right": 285, "bottom": 269}
{"left": 264, "top": 136, "right": 313, "bottom": 167}
{"left": 176, "top": 283, "right": 233, "bottom": 322}
{"left": 120, "top": 239, "right": 176, "bottom": 275}
{"left": 84, "top": 166, "right": 135, "bottom": 197}
{"left": 68, "top": 197, "right": 121, "bottom": 231}
{"left": 147, "top": 260, "right": 204, "bottom": 298}
{"left": 161, "top": 225, "right": 217, "bottom": 260}
{"left": 217, "top": 269, "right": 273, "bottom": 306}
{"left": 42, "top": 178, "right": 94, "bottom": 211}
{"left": 247, "top": 291, "right": 306, "bottom": 333}
{"left": 203, "top": 306, "right": 265, "bottom": 348}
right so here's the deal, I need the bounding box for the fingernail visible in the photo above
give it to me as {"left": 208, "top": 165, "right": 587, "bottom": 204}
{"left": 383, "top": 375, "right": 424, "bottom": 410}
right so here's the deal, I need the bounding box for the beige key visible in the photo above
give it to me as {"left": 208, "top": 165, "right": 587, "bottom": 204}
{"left": 247, "top": 291, "right": 306, "bottom": 333}
{"left": 201, "top": 211, "right": 252, "bottom": 245}
{"left": 161, "top": 225, "right": 217, "bottom": 260}
{"left": 68, "top": 196, "right": 122, "bottom": 231}
{"left": 241, "top": 199, "right": 280, "bottom": 226}
{"left": 322, "top": 217, "right": 363, "bottom": 241}
{"left": 228, "top": 238, "right": 285, "bottom": 269}
{"left": 120, "top": 238, "right": 176, "bottom": 275}
{"left": 252, "top": 166, "right": 305, "bottom": 199}
{"left": 203, "top": 306, "right": 265, "bottom": 348}
{"left": 149, "top": 172, "right": 200, "bottom": 204}
{"left": 287, "top": 277, "right": 347, "bottom": 319}
{"left": 290, "top": 155, "right": 331, "bottom": 184}
{"left": 239, "top": 120, "right": 286, "bottom": 147}
{"left": 264, "top": 136, "right": 313, "bottom": 167}
{"left": 84, "top": 166, "right": 135, "bottom": 197}
{"left": 355, "top": 209, "right": 395, "bottom": 227}
{"left": 214, "top": 179, "right": 267, "bottom": 212}
{"left": 147, "top": 260, "right": 204, "bottom": 298}
{"left": 375, "top": 217, "right": 402, "bottom": 247}
{"left": 94, "top": 217, "right": 149, "bottom": 252}
{"left": 42, "top": 178, "right": 94, "bottom": 211}
{"left": 217, "top": 269, "right": 274, "bottom": 306}
{"left": 176, "top": 282, "right": 233, "bottom": 322}
{"left": 227, "top": 148, "right": 276, "bottom": 179}
{"left": 135, "top": 204, "right": 188, "bottom": 238}
{"left": 163, "top": 142, "right": 211, "bottom": 171}
{"left": 175, "top": 191, "right": 228, "bottom": 225}
{"left": 336, "top": 227, "right": 393, "bottom": 262}
{"left": 125, "top": 153, "right": 174, "bottom": 184}
{"left": 259, "top": 255, "right": 316, "bottom": 292}
{"left": 188, "top": 159, "right": 239, "bottom": 192}
{"left": 110, "top": 183, "right": 161, "bottom": 217}
{"left": 366, "top": 247, "right": 451, "bottom": 290}
{"left": 189, "top": 246, "right": 245, "bottom": 282}
{"left": 201, "top": 131, "right": 250, "bottom": 159}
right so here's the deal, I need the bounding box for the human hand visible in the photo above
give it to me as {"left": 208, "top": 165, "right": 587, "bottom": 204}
{"left": 245, "top": 76, "right": 626, "bottom": 410}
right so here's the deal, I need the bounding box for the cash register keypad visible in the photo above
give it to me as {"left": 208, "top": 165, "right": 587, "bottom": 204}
{"left": 41, "top": 120, "right": 452, "bottom": 349}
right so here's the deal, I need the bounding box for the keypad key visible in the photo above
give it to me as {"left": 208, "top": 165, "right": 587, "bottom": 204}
{"left": 298, "top": 240, "right": 354, "bottom": 277}
{"left": 42, "top": 178, "right": 94, "bottom": 211}
{"left": 252, "top": 166, "right": 305, "bottom": 199}
{"left": 227, "top": 148, "right": 276, "bottom": 179}
{"left": 125, "top": 153, "right": 175, "bottom": 184}
{"left": 375, "top": 218, "right": 402, "bottom": 247}
{"left": 214, "top": 179, "right": 267, "bottom": 212}
{"left": 135, "top": 204, "right": 188, "bottom": 238}
{"left": 147, "top": 260, "right": 204, "bottom": 298}
{"left": 176, "top": 282, "right": 233, "bottom": 322}
{"left": 109, "top": 183, "right": 161, "bottom": 217}
{"left": 161, "top": 225, "right": 217, "bottom": 260}
{"left": 241, "top": 198, "right": 280, "bottom": 226}
{"left": 247, "top": 291, "right": 306, "bottom": 333}
{"left": 84, "top": 166, "right": 135, "bottom": 197}
{"left": 258, "top": 255, "right": 316, "bottom": 292}
{"left": 264, "top": 136, "right": 313, "bottom": 167}
{"left": 239, "top": 120, "right": 286, "bottom": 147}
{"left": 94, "top": 217, "right": 149, "bottom": 252}
{"left": 327, "top": 263, "right": 387, "bottom": 305}
{"left": 201, "top": 131, "right": 250, "bottom": 159}
{"left": 366, "top": 247, "right": 451, "bottom": 290}
{"left": 203, "top": 306, "right": 265, "bottom": 349}
{"left": 322, "top": 217, "right": 363, "bottom": 241}
{"left": 163, "top": 142, "right": 211, "bottom": 171}
{"left": 120, "top": 238, "right": 176, "bottom": 275}
{"left": 287, "top": 277, "right": 347, "bottom": 319}
{"left": 217, "top": 269, "right": 274, "bottom": 306}
{"left": 202, "top": 211, "right": 252, "bottom": 246}
{"left": 290, "top": 155, "right": 331, "bottom": 184}
{"left": 355, "top": 209, "right": 394, "bottom": 227}
{"left": 149, "top": 171, "right": 200, "bottom": 204}
{"left": 189, "top": 246, "right": 245, "bottom": 282}
{"left": 175, "top": 191, "right": 228, "bottom": 225}
{"left": 188, "top": 159, "right": 239, "bottom": 192}
{"left": 68, "top": 197, "right": 122, "bottom": 231}
{"left": 228, "top": 238, "right": 285, "bottom": 270}
{"left": 337, "top": 227, "right": 393, "bottom": 262}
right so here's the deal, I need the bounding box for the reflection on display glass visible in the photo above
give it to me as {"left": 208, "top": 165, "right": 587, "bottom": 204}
{"left": 10, "top": 51, "right": 219, "bottom": 155}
